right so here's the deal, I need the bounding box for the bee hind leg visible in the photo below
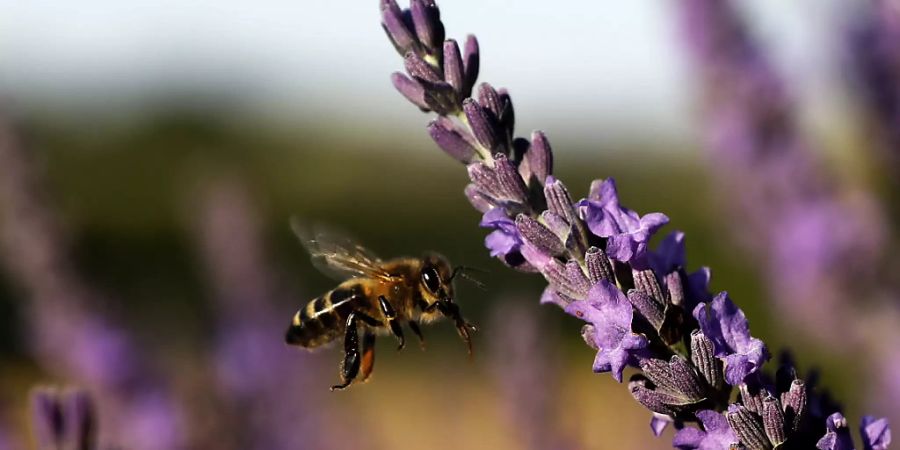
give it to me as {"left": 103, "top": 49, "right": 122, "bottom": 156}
{"left": 359, "top": 329, "right": 377, "bottom": 382}
{"left": 331, "top": 312, "right": 362, "bottom": 391}
{"left": 378, "top": 295, "right": 405, "bottom": 350}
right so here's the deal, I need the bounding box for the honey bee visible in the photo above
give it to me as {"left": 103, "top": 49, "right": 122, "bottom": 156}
{"left": 285, "top": 222, "right": 479, "bottom": 391}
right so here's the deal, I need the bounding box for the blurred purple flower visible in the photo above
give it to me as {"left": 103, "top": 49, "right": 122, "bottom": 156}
{"left": 847, "top": 0, "right": 900, "bottom": 196}
{"left": 673, "top": 410, "right": 738, "bottom": 450}
{"left": 489, "top": 298, "right": 572, "bottom": 450}
{"left": 192, "top": 178, "right": 339, "bottom": 450}
{"left": 678, "top": 0, "right": 900, "bottom": 435}
{"left": 677, "top": 0, "right": 891, "bottom": 346}
{"left": 0, "top": 117, "right": 183, "bottom": 450}
{"left": 565, "top": 280, "right": 648, "bottom": 382}
{"left": 30, "top": 386, "right": 95, "bottom": 450}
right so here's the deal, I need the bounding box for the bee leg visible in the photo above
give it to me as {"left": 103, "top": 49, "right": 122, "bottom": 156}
{"left": 359, "top": 329, "right": 377, "bottom": 382}
{"left": 378, "top": 295, "right": 405, "bottom": 350}
{"left": 331, "top": 312, "right": 362, "bottom": 391}
{"left": 435, "top": 301, "right": 478, "bottom": 357}
{"left": 408, "top": 320, "right": 426, "bottom": 350}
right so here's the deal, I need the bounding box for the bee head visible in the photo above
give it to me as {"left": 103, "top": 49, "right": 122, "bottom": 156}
{"left": 419, "top": 253, "right": 454, "bottom": 304}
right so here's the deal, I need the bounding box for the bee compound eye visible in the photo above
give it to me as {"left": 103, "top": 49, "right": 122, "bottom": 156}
{"left": 422, "top": 267, "right": 441, "bottom": 293}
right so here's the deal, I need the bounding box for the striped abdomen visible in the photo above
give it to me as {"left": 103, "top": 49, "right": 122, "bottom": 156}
{"left": 285, "top": 283, "right": 366, "bottom": 348}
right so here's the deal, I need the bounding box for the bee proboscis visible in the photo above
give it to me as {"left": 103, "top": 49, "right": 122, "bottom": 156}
{"left": 285, "top": 222, "right": 478, "bottom": 391}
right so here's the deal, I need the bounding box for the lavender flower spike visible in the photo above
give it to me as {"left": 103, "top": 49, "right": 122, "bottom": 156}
{"left": 0, "top": 115, "right": 183, "bottom": 450}
{"left": 377, "top": 0, "right": 889, "bottom": 447}
{"left": 847, "top": 0, "right": 900, "bottom": 201}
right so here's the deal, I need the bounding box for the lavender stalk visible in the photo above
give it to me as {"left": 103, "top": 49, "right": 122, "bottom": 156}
{"left": 488, "top": 298, "right": 570, "bottom": 450}
{"left": 378, "top": 1, "right": 891, "bottom": 447}
{"left": 677, "top": 0, "right": 900, "bottom": 431}
{"left": 0, "top": 116, "right": 183, "bottom": 450}
{"left": 847, "top": 0, "right": 900, "bottom": 209}
{"left": 677, "top": 0, "right": 892, "bottom": 346}
{"left": 191, "top": 178, "right": 338, "bottom": 450}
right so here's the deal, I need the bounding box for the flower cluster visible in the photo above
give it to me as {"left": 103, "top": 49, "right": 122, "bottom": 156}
{"left": 380, "top": 0, "right": 891, "bottom": 447}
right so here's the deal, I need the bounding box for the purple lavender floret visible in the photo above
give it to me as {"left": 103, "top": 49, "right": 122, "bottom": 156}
{"left": 650, "top": 231, "right": 713, "bottom": 308}
{"left": 818, "top": 413, "right": 855, "bottom": 450}
{"left": 673, "top": 410, "right": 738, "bottom": 450}
{"left": 693, "top": 292, "right": 769, "bottom": 386}
{"left": 480, "top": 207, "right": 526, "bottom": 267}
{"left": 579, "top": 178, "right": 669, "bottom": 267}
{"left": 862, "top": 415, "right": 892, "bottom": 450}
{"left": 378, "top": 0, "right": 889, "bottom": 447}
{"left": 565, "top": 280, "right": 648, "bottom": 382}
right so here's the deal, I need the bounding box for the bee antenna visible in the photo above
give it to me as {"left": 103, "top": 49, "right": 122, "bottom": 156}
{"left": 449, "top": 265, "right": 488, "bottom": 291}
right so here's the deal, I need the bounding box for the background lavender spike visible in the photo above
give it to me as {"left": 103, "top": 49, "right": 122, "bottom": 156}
{"left": 30, "top": 386, "right": 96, "bottom": 450}
{"left": 846, "top": 0, "right": 900, "bottom": 213}
{"left": 379, "top": 0, "right": 890, "bottom": 447}
{"left": 677, "top": 0, "right": 900, "bottom": 431}
{"left": 677, "top": 0, "right": 891, "bottom": 346}
{"left": 0, "top": 115, "right": 184, "bottom": 450}
{"left": 488, "top": 298, "right": 571, "bottom": 450}
{"left": 190, "top": 177, "right": 341, "bottom": 450}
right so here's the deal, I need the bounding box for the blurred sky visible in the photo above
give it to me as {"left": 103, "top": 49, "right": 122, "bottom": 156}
{"left": 1, "top": 0, "right": 852, "bottom": 146}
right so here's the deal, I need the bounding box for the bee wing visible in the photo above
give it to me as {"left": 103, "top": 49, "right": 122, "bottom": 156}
{"left": 290, "top": 218, "right": 394, "bottom": 281}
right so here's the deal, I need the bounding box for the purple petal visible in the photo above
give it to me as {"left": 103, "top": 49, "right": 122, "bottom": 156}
{"left": 565, "top": 281, "right": 647, "bottom": 382}
{"left": 650, "top": 414, "right": 671, "bottom": 437}
{"left": 818, "top": 413, "right": 855, "bottom": 450}
{"left": 861, "top": 415, "right": 891, "bottom": 450}
{"left": 578, "top": 181, "right": 669, "bottom": 265}
{"left": 539, "top": 286, "right": 567, "bottom": 308}
{"left": 673, "top": 426, "right": 705, "bottom": 449}
{"left": 480, "top": 208, "right": 521, "bottom": 258}
{"left": 650, "top": 231, "right": 686, "bottom": 276}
